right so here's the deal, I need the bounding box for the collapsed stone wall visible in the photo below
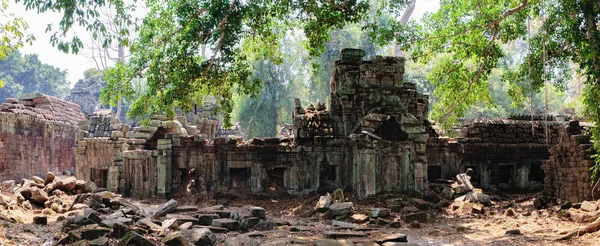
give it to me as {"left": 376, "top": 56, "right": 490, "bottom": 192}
{"left": 66, "top": 76, "right": 106, "bottom": 116}
{"left": 0, "top": 93, "right": 85, "bottom": 181}
{"left": 545, "top": 121, "right": 599, "bottom": 202}
{"left": 427, "top": 119, "right": 564, "bottom": 190}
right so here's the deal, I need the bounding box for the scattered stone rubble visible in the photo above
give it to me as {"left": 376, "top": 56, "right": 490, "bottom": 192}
{"left": 1, "top": 179, "right": 432, "bottom": 245}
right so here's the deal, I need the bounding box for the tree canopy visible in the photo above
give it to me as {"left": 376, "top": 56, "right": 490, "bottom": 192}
{"left": 17, "top": 0, "right": 411, "bottom": 125}
{"left": 1, "top": 0, "right": 34, "bottom": 87}
{"left": 0, "top": 50, "right": 70, "bottom": 99}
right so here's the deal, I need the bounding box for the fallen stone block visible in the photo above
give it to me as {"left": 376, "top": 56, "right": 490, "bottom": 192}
{"left": 329, "top": 202, "right": 353, "bottom": 216}
{"left": 402, "top": 212, "right": 428, "bottom": 223}
{"left": 373, "top": 233, "right": 408, "bottom": 244}
{"left": 152, "top": 199, "right": 178, "bottom": 218}
{"left": 323, "top": 231, "right": 368, "bottom": 239}
{"left": 117, "top": 231, "right": 154, "bottom": 246}
{"left": 180, "top": 228, "right": 216, "bottom": 246}
{"left": 580, "top": 200, "right": 598, "bottom": 212}
{"left": 224, "top": 234, "right": 256, "bottom": 246}
{"left": 211, "top": 218, "right": 240, "bottom": 231}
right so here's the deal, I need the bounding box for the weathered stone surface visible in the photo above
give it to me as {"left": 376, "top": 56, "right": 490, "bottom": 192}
{"left": 112, "top": 222, "right": 131, "bottom": 238}
{"left": 89, "top": 237, "right": 109, "bottom": 246}
{"left": 351, "top": 214, "right": 369, "bottom": 223}
{"left": 324, "top": 231, "right": 368, "bottom": 239}
{"left": 137, "top": 218, "right": 163, "bottom": 233}
{"left": 315, "top": 239, "right": 356, "bottom": 246}
{"left": 250, "top": 206, "right": 266, "bottom": 219}
{"left": 332, "top": 220, "right": 356, "bottom": 229}
{"left": 31, "top": 188, "right": 49, "bottom": 204}
{"left": 198, "top": 214, "right": 220, "bottom": 226}
{"left": 179, "top": 222, "right": 194, "bottom": 230}
{"left": 180, "top": 228, "right": 216, "bottom": 246}
{"left": 163, "top": 232, "right": 189, "bottom": 246}
{"left": 224, "top": 234, "right": 256, "bottom": 246}
{"left": 80, "top": 224, "right": 111, "bottom": 240}
{"left": 211, "top": 218, "right": 239, "bottom": 231}
{"left": 32, "top": 176, "right": 44, "bottom": 184}
{"left": 373, "top": 233, "right": 408, "bottom": 244}
{"left": 580, "top": 201, "right": 598, "bottom": 212}
{"left": 402, "top": 212, "right": 428, "bottom": 223}
{"left": 255, "top": 221, "right": 276, "bottom": 231}
{"left": 329, "top": 202, "right": 353, "bottom": 216}
{"left": 240, "top": 217, "right": 261, "bottom": 229}
{"left": 117, "top": 231, "right": 154, "bottom": 246}
{"left": 0, "top": 94, "right": 84, "bottom": 182}
{"left": 368, "top": 208, "right": 391, "bottom": 218}
{"left": 1, "top": 180, "right": 16, "bottom": 193}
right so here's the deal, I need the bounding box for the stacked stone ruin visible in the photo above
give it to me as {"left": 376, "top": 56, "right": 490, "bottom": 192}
{"left": 427, "top": 119, "right": 565, "bottom": 190}
{"left": 544, "top": 121, "right": 599, "bottom": 202}
{"left": 74, "top": 49, "right": 431, "bottom": 199}
{"left": 66, "top": 76, "right": 106, "bottom": 116}
{"left": 0, "top": 93, "right": 85, "bottom": 181}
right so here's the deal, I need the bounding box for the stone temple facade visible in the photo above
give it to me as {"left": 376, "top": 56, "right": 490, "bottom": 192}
{"left": 74, "top": 49, "right": 430, "bottom": 199}
{"left": 0, "top": 93, "right": 85, "bottom": 181}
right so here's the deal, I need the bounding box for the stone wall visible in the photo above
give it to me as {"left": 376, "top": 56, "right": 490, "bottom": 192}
{"left": 545, "top": 121, "right": 598, "bottom": 202}
{"left": 427, "top": 119, "right": 565, "bottom": 190}
{"left": 0, "top": 93, "right": 85, "bottom": 181}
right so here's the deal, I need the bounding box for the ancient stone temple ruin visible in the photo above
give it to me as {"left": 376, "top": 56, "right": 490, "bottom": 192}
{"left": 545, "top": 121, "right": 599, "bottom": 202}
{"left": 66, "top": 76, "right": 106, "bottom": 116}
{"left": 2, "top": 48, "right": 596, "bottom": 203}
{"left": 75, "top": 49, "right": 430, "bottom": 199}
{"left": 427, "top": 119, "right": 565, "bottom": 191}
{"left": 0, "top": 93, "right": 85, "bottom": 181}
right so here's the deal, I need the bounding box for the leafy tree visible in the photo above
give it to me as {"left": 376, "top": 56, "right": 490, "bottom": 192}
{"left": 232, "top": 32, "right": 310, "bottom": 138}
{"left": 83, "top": 68, "right": 106, "bottom": 80}
{"left": 1, "top": 0, "right": 34, "bottom": 87}
{"left": 0, "top": 50, "right": 70, "bottom": 99}
{"left": 18, "top": 0, "right": 411, "bottom": 125}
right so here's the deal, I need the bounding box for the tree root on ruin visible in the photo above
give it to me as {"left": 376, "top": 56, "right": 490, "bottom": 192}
{"left": 558, "top": 215, "right": 600, "bottom": 240}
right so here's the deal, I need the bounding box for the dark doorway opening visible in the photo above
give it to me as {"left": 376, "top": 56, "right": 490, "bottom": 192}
{"left": 374, "top": 117, "right": 409, "bottom": 142}
{"left": 90, "top": 168, "right": 108, "bottom": 188}
{"left": 266, "top": 167, "right": 286, "bottom": 192}
{"left": 498, "top": 165, "right": 514, "bottom": 184}
{"left": 529, "top": 164, "right": 544, "bottom": 182}
{"left": 229, "top": 168, "right": 249, "bottom": 189}
{"left": 428, "top": 166, "right": 442, "bottom": 181}
{"left": 319, "top": 164, "right": 337, "bottom": 192}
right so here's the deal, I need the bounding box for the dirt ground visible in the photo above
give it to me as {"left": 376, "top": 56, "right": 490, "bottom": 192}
{"left": 1, "top": 192, "right": 600, "bottom": 246}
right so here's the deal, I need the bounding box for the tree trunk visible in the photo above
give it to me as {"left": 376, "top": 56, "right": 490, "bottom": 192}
{"left": 115, "top": 46, "right": 125, "bottom": 122}
{"left": 394, "top": 0, "right": 416, "bottom": 57}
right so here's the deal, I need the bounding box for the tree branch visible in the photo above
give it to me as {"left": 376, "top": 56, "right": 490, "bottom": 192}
{"left": 441, "top": 25, "right": 500, "bottom": 122}
{"left": 203, "top": 0, "right": 235, "bottom": 76}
